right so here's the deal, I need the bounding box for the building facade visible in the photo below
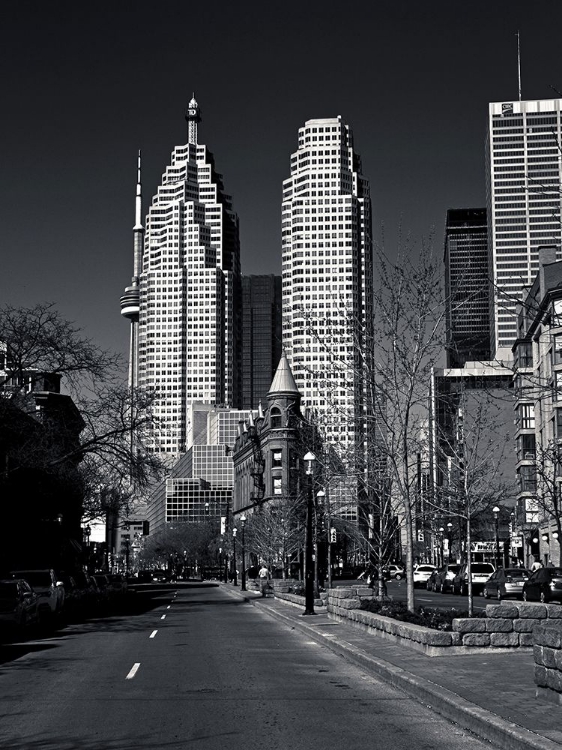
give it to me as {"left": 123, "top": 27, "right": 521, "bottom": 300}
{"left": 241, "top": 274, "right": 282, "bottom": 409}
{"left": 513, "top": 247, "right": 562, "bottom": 567}
{"left": 122, "top": 97, "right": 242, "bottom": 455}
{"left": 486, "top": 98, "right": 562, "bottom": 361}
{"left": 145, "top": 404, "right": 252, "bottom": 534}
{"left": 444, "top": 208, "right": 491, "bottom": 367}
{"left": 280, "top": 116, "right": 373, "bottom": 520}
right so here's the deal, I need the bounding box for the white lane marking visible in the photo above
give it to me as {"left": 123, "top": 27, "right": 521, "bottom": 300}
{"left": 149, "top": 630, "right": 158, "bottom": 638}
{"left": 161, "top": 614, "right": 166, "bottom": 620}
{"left": 167, "top": 605, "right": 171, "bottom": 609}
{"left": 126, "top": 663, "right": 141, "bottom": 679}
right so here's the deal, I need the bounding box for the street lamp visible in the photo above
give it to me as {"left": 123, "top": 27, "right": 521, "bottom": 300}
{"left": 438, "top": 527, "right": 444, "bottom": 567}
{"left": 446, "top": 522, "right": 453, "bottom": 561}
{"left": 303, "top": 451, "right": 316, "bottom": 615}
{"left": 232, "top": 527, "right": 238, "bottom": 586}
{"left": 492, "top": 506, "right": 500, "bottom": 569}
{"left": 240, "top": 514, "right": 247, "bottom": 591}
{"left": 317, "top": 490, "right": 328, "bottom": 589}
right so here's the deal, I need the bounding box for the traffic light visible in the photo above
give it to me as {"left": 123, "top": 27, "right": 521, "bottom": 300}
{"left": 142, "top": 520, "right": 150, "bottom": 536}
{"left": 330, "top": 527, "right": 337, "bottom": 543}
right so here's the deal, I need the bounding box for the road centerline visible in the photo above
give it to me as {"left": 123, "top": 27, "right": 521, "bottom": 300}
{"left": 126, "top": 663, "right": 140, "bottom": 680}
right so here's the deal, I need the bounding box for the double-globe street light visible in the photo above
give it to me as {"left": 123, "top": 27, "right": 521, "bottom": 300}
{"left": 303, "top": 451, "right": 316, "bottom": 616}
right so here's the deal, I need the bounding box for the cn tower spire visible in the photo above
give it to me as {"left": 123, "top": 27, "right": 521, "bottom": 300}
{"left": 186, "top": 94, "right": 202, "bottom": 145}
{"left": 120, "top": 150, "right": 144, "bottom": 389}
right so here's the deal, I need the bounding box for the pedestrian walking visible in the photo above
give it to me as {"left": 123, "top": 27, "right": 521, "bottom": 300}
{"left": 531, "top": 558, "right": 543, "bottom": 571}
{"left": 258, "top": 564, "right": 270, "bottom": 597}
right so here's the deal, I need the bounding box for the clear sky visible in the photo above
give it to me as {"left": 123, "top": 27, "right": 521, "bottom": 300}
{"left": 2, "top": 1, "right": 562, "bottom": 367}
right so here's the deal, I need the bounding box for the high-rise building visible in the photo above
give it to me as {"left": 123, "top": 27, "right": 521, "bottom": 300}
{"left": 241, "top": 275, "right": 282, "bottom": 409}
{"left": 486, "top": 98, "right": 562, "bottom": 361}
{"left": 444, "top": 208, "right": 491, "bottom": 367}
{"left": 121, "top": 97, "right": 242, "bottom": 454}
{"left": 281, "top": 116, "right": 373, "bottom": 519}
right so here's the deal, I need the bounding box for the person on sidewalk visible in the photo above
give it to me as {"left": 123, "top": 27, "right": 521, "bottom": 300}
{"left": 258, "top": 564, "right": 270, "bottom": 597}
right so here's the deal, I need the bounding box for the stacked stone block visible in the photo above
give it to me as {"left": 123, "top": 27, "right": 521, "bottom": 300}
{"left": 533, "top": 620, "right": 562, "bottom": 704}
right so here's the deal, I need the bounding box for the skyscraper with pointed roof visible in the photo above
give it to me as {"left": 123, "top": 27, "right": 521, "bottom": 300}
{"left": 121, "top": 96, "right": 242, "bottom": 455}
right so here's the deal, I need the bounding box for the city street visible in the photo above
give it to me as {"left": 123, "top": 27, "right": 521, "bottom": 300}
{"left": 0, "top": 582, "right": 497, "bottom": 750}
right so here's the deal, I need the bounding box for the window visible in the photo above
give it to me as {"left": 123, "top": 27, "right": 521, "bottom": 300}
{"left": 273, "top": 477, "right": 282, "bottom": 495}
{"left": 554, "top": 335, "right": 562, "bottom": 365}
{"left": 519, "top": 465, "right": 537, "bottom": 493}
{"left": 272, "top": 450, "right": 282, "bottom": 467}
{"left": 519, "top": 404, "right": 535, "bottom": 429}
{"left": 270, "top": 408, "right": 282, "bottom": 429}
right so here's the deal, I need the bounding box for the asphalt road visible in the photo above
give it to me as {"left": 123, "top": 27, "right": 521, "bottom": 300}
{"left": 0, "top": 583, "right": 498, "bottom": 750}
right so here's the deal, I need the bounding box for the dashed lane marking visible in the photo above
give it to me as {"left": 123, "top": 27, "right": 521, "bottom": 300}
{"left": 161, "top": 614, "right": 166, "bottom": 620}
{"left": 149, "top": 630, "right": 158, "bottom": 638}
{"left": 126, "top": 663, "right": 140, "bottom": 680}
{"left": 167, "top": 605, "right": 171, "bottom": 609}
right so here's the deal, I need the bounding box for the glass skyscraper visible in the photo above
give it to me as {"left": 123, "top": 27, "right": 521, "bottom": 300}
{"left": 123, "top": 97, "right": 242, "bottom": 455}
{"left": 486, "top": 98, "right": 562, "bottom": 360}
{"left": 281, "top": 116, "right": 373, "bottom": 519}
{"left": 444, "top": 208, "right": 491, "bottom": 367}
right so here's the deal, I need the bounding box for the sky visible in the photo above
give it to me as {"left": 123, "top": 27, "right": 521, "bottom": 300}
{"left": 2, "top": 1, "right": 562, "bottom": 370}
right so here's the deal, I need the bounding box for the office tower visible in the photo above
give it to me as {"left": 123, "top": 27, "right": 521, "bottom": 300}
{"left": 486, "top": 98, "right": 562, "bottom": 361}
{"left": 121, "top": 97, "right": 242, "bottom": 454}
{"left": 444, "top": 208, "right": 491, "bottom": 367}
{"left": 281, "top": 116, "right": 373, "bottom": 519}
{"left": 241, "top": 275, "right": 282, "bottom": 409}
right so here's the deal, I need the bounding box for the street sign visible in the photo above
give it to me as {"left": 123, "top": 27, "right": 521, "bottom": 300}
{"left": 470, "top": 541, "right": 495, "bottom": 553}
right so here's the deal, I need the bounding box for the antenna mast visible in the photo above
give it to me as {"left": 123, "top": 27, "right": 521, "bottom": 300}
{"left": 517, "top": 30, "right": 522, "bottom": 102}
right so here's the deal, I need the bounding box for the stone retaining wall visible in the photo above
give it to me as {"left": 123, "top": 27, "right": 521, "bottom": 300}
{"left": 534, "top": 620, "right": 562, "bottom": 704}
{"left": 325, "top": 586, "right": 562, "bottom": 656}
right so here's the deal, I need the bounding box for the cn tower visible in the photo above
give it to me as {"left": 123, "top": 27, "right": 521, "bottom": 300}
{"left": 120, "top": 151, "right": 143, "bottom": 388}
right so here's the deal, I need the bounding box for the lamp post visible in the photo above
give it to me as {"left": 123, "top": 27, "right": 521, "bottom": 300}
{"left": 492, "top": 506, "right": 500, "bottom": 569}
{"left": 240, "top": 514, "right": 247, "bottom": 591}
{"left": 438, "top": 527, "right": 444, "bottom": 567}
{"left": 232, "top": 527, "right": 238, "bottom": 586}
{"left": 303, "top": 451, "right": 316, "bottom": 615}
{"left": 447, "top": 522, "right": 453, "bottom": 562}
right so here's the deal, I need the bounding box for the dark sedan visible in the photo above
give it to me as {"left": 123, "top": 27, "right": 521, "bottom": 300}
{"left": 483, "top": 567, "right": 531, "bottom": 600}
{"left": 523, "top": 567, "right": 562, "bottom": 603}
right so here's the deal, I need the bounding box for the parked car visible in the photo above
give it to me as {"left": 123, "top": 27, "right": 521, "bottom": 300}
{"left": 523, "top": 567, "right": 562, "bottom": 603}
{"left": 452, "top": 563, "right": 495, "bottom": 596}
{"left": 57, "top": 573, "right": 82, "bottom": 619}
{"left": 385, "top": 564, "right": 405, "bottom": 581}
{"left": 426, "top": 569, "right": 439, "bottom": 590}
{"left": 433, "top": 564, "right": 462, "bottom": 593}
{"left": 107, "top": 574, "right": 128, "bottom": 597}
{"left": 413, "top": 564, "right": 436, "bottom": 587}
{"left": 0, "top": 579, "right": 39, "bottom": 630}
{"left": 10, "top": 569, "right": 65, "bottom": 619}
{"left": 483, "top": 567, "right": 531, "bottom": 600}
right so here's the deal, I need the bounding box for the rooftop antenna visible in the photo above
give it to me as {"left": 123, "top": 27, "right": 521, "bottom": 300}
{"left": 516, "top": 30, "right": 522, "bottom": 102}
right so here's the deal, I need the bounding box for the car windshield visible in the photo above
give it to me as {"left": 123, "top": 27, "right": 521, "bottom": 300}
{"left": 417, "top": 566, "right": 434, "bottom": 572}
{"left": 0, "top": 583, "right": 17, "bottom": 598}
{"left": 13, "top": 572, "right": 51, "bottom": 587}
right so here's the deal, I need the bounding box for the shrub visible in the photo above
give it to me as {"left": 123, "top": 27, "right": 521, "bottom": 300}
{"left": 360, "top": 599, "right": 474, "bottom": 631}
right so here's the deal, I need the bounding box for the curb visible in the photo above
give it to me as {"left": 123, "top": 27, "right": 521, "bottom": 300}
{"left": 222, "top": 584, "right": 559, "bottom": 750}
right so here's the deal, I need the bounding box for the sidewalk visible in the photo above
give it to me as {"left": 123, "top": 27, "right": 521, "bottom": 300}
{"left": 222, "top": 583, "right": 562, "bottom": 750}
